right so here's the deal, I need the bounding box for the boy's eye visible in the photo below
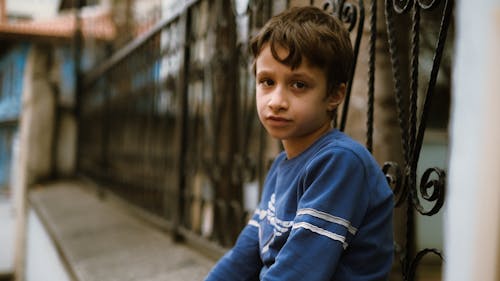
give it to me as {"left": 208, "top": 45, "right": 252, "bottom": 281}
{"left": 291, "top": 81, "right": 307, "bottom": 89}
{"left": 259, "top": 79, "right": 275, "bottom": 87}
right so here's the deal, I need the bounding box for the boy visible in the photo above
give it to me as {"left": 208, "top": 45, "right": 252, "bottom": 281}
{"left": 205, "top": 6, "right": 393, "bottom": 281}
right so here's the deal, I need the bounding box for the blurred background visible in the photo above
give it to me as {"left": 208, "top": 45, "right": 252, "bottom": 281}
{"left": 0, "top": 0, "right": 496, "bottom": 281}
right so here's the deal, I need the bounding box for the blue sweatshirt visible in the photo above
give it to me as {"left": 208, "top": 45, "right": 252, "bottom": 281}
{"left": 205, "top": 130, "right": 394, "bottom": 281}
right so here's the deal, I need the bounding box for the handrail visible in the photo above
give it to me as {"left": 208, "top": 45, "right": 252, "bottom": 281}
{"left": 83, "top": 0, "right": 200, "bottom": 86}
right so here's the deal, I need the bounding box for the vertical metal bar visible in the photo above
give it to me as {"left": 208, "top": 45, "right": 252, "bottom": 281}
{"left": 366, "top": 0, "right": 376, "bottom": 152}
{"left": 384, "top": 0, "right": 410, "bottom": 164}
{"left": 74, "top": 0, "right": 83, "bottom": 172}
{"left": 405, "top": 176, "right": 415, "bottom": 281}
{"left": 101, "top": 74, "right": 109, "bottom": 175}
{"left": 408, "top": 2, "right": 420, "bottom": 166}
{"left": 412, "top": 0, "right": 453, "bottom": 170}
{"left": 339, "top": 0, "right": 364, "bottom": 131}
{"left": 173, "top": 8, "right": 192, "bottom": 241}
{"left": 405, "top": 5, "right": 421, "bottom": 280}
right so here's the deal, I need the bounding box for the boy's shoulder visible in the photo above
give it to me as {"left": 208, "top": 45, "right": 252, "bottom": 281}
{"left": 313, "top": 130, "right": 373, "bottom": 162}
{"left": 301, "top": 130, "right": 382, "bottom": 177}
{"left": 271, "top": 130, "right": 378, "bottom": 175}
{"left": 308, "top": 130, "right": 392, "bottom": 196}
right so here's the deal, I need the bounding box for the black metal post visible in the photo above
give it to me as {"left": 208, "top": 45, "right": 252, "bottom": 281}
{"left": 74, "top": 0, "right": 83, "bottom": 172}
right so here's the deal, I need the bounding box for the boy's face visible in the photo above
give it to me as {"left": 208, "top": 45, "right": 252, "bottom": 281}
{"left": 255, "top": 44, "right": 342, "bottom": 154}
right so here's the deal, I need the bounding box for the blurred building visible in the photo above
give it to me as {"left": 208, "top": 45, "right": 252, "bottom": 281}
{"left": 0, "top": 0, "right": 115, "bottom": 279}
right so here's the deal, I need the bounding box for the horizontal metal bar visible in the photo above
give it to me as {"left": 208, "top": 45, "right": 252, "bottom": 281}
{"left": 0, "top": 117, "right": 18, "bottom": 126}
{"left": 178, "top": 226, "right": 227, "bottom": 260}
{"left": 83, "top": 0, "right": 200, "bottom": 86}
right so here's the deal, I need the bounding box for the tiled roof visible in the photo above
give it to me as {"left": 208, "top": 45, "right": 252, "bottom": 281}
{"left": 0, "top": 7, "right": 116, "bottom": 42}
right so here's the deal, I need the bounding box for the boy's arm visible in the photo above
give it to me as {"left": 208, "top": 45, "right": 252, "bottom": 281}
{"left": 204, "top": 220, "right": 262, "bottom": 281}
{"left": 261, "top": 148, "right": 389, "bottom": 281}
{"left": 206, "top": 153, "right": 284, "bottom": 281}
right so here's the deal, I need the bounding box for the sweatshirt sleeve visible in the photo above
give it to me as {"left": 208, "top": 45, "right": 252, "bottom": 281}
{"left": 261, "top": 148, "right": 370, "bottom": 281}
{"left": 204, "top": 217, "right": 263, "bottom": 281}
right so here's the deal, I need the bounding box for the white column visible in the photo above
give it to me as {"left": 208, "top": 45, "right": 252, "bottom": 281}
{"left": 446, "top": 1, "right": 500, "bottom": 281}
{"left": 14, "top": 45, "right": 56, "bottom": 281}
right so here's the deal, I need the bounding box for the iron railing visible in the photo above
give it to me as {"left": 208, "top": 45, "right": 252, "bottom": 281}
{"left": 78, "top": 0, "right": 453, "bottom": 280}
{"left": 383, "top": 0, "right": 452, "bottom": 279}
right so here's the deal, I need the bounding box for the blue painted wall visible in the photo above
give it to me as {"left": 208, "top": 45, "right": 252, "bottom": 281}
{"left": 0, "top": 44, "right": 30, "bottom": 189}
{"left": 55, "top": 46, "right": 76, "bottom": 106}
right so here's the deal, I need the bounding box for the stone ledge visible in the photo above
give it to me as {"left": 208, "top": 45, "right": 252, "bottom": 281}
{"left": 29, "top": 180, "right": 215, "bottom": 281}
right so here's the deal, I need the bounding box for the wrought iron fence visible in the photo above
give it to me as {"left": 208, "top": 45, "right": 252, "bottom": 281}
{"left": 383, "top": 0, "right": 452, "bottom": 280}
{"left": 78, "top": 0, "right": 453, "bottom": 280}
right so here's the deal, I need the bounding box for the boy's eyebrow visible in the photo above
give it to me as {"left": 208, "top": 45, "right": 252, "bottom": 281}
{"left": 255, "top": 69, "right": 274, "bottom": 78}
{"left": 256, "top": 69, "right": 315, "bottom": 80}
{"left": 288, "top": 72, "right": 314, "bottom": 80}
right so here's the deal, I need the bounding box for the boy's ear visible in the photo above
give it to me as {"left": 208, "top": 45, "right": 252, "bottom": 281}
{"left": 327, "top": 83, "right": 346, "bottom": 111}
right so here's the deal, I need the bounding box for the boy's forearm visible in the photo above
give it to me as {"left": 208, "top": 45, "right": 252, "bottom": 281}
{"left": 260, "top": 230, "right": 343, "bottom": 281}
{"left": 204, "top": 224, "right": 262, "bottom": 281}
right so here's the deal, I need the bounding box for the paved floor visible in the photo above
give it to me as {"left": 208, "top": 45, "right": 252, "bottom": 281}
{"left": 29, "top": 180, "right": 216, "bottom": 281}
{"left": 3, "top": 180, "right": 445, "bottom": 281}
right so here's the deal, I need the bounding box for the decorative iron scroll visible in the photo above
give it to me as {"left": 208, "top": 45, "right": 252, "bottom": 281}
{"left": 384, "top": 0, "right": 453, "bottom": 280}
{"left": 322, "top": 0, "right": 364, "bottom": 131}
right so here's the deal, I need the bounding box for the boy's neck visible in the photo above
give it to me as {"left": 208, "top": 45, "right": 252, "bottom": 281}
{"left": 282, "top": 122, "right": 333, "bottom": 159}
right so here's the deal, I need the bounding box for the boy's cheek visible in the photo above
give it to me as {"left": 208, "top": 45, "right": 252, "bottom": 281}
{"left": 255, "top": 95, "right": 265, "bottom": 112}
{"left": 255, "top": 104, "right": 267, "bottom": 123}
{"left": 256, "top": 105, "right": 265, "bottom": 120}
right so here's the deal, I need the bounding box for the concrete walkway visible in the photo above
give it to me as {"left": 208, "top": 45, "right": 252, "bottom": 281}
{"left": 29, "top": 180, "right": 216, "bottom": 281}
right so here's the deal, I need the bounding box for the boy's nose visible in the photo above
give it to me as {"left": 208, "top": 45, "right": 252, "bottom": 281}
{"left": 268, "top": 87, "right": 288, "bottom": 112}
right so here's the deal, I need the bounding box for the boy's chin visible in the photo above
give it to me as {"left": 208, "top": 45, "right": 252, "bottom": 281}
{"left": 263, "top": 130, "right": 289, "bottom": 140}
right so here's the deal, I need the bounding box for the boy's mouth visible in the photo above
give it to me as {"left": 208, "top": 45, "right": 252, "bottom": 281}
{"left": 266, "top": 115, "right": 292, "bottom": 126}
